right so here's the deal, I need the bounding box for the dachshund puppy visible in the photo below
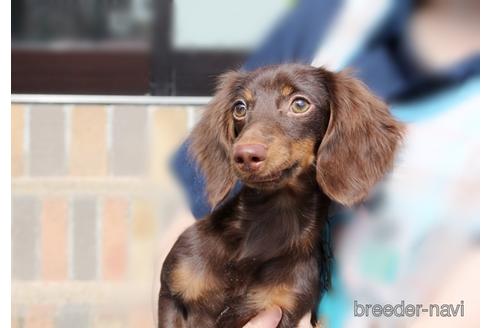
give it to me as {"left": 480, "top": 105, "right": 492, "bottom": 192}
{"left": 158, "top": 64, "right": 404, "bottom": 327}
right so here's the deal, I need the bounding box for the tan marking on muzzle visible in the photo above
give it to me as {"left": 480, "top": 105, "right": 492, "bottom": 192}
{"left": 291, "top": 138, "right": 316, "bottom": 168}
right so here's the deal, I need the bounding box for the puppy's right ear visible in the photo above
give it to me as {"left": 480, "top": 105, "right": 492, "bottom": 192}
{"left": 189, "top": 71, "right": 244, "bottom": 208}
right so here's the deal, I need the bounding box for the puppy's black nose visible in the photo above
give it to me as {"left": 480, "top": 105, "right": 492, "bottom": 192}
{"left": 233, "top": 144, "right": 267, "bottom": 171}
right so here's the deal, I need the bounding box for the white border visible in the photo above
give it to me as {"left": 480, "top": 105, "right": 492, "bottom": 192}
{"left": 2, "top": 0, "right": 12, "bottom": 324}
{"left": 480, "top": 1, "right": 488, "bottom": 328}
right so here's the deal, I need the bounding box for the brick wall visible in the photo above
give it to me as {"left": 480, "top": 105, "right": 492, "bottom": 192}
{"left": 12, "top": 103, "right": 200, "bottom": 327}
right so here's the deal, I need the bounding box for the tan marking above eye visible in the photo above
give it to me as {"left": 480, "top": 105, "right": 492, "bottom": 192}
{"left": 243, "top": 89, "right": 254, "bottom": 102}
{"left": 170, "top": 260, "right": 221, "bottom": 301}
{"left": 281, "top": 85, "right": 294, "bottom": 97}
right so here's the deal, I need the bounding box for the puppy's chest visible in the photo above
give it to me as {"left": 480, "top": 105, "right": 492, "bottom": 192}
{"left": 169, "top": 255, "right": 301, "bottom": 314}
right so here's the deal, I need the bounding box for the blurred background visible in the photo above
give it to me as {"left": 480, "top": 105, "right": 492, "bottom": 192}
{"left": 12, "top": 1, "right": 290, "bottom": 327}
{"left": 11, "top": 0, "right": 479, "bottom": 327}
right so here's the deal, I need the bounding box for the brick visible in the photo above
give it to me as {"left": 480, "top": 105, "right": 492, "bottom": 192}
{"left": 12, "top": 196, "right": 40, "bottom": 280}
{"left": 25, "top": 305, "right": 54, "bottom": 328}
{"left": 128, "top": 307, "right": 154, "bottom": 328}
{"left": 29, "top": 106, "right": 66, "bottom": 176}
{"left": 70, "top": 106, "right": 107, "bottom": 176}
{"left": 11, "top": 305, "right": 24, "bottom": 328}
{"left": 111, "top": 106, "right": 148, "bottom": 176}
{"left": 150, "top": 108, "right": 188, "bottom": 182}
{"left": 132, "top": 199, "right": 157, "bottom": 240}
{"left": 159, "top": 208, "right": 195, "bottom": 262}
{"left": 72, "top": 198, "right": 98, "bottom": 280}
{"left": 93, "top": 311, "right": 125, "bottom": 328}
{"left": 55, "top": 304, "right": 90, "bottom": 328}
{"left": 41, "top": 198, "right": 68, "bottom": 280}
{"left": 102, "top": 198, "right": 128, "bottom": 280}
{"left": 12, "top": 104, "right": 24, "bottom": 176}
{"left": 129, "top": 199, "right": 157, "bottom": 281}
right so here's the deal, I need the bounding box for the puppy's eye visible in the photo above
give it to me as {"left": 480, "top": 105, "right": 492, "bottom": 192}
{"left": 233, "top": 100, "right": 247, "bottom": 119}
{"left": 290, "top": 97, "right": 311, "bottom": 114}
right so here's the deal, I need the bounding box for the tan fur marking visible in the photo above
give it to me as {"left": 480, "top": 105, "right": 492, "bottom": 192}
{"left": 291, "top": 138, "right": 316, "bottom": 169}
{"left": 281, "top": 84, "right": 294, "bottom": 97}
{"left": 170, "top": 261, "right": 220, "bottom": 301}
{"left": 247, "top": 284, "right": 296, "bottom": 313}
{"left": 243, "top": 89, "right": 254, "bottom": 102}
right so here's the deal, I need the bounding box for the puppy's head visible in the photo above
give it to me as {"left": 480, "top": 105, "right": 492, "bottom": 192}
{"left": 190, "top": 64, "right": 404, "bottom": 207}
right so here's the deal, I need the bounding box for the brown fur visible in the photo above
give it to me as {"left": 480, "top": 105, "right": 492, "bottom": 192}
{"left": 316, "top": 71, "right": 404, "bottom": 205}
{"left": 159, "top": 64, "right": 404, "bottom": 327}
{"left": 189, "top": 71, "right": 244, "bottom": 207}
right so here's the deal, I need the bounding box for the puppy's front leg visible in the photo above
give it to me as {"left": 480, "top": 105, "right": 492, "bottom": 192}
{"left": 158, "top": 289, "right": 185, "bottom": 328}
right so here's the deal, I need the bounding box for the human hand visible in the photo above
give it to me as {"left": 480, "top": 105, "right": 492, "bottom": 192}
{"left": 242, "top": 307, "right": 312, "bottom": 328}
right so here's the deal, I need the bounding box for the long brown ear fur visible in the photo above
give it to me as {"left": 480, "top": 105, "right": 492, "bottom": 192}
{"left": 316, "top": 70, "right": 405, "bottom": 206}
{"left": 189, "top": 71, "right": 244, "bottom": 207}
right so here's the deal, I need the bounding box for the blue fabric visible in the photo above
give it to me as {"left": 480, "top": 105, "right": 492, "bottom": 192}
{"left": 318, "top": 267, "right": 350, "bottom": 328}
{"left": 243, "top": 0, "right": 343, "bottom": 70}
{"left": 172, "top": 140, "right": 211, "bottom": 218}
{"left": 392, "top": 76, "right": 480, "bottom": 123}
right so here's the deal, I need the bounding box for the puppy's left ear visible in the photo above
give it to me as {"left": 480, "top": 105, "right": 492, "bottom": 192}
{"left": 316, "top": 70, "right": 405, "bottom": 206}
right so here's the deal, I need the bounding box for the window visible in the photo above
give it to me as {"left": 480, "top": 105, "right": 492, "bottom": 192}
{"left": 12, "top": 0, "right": 290, "bottom": 95}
